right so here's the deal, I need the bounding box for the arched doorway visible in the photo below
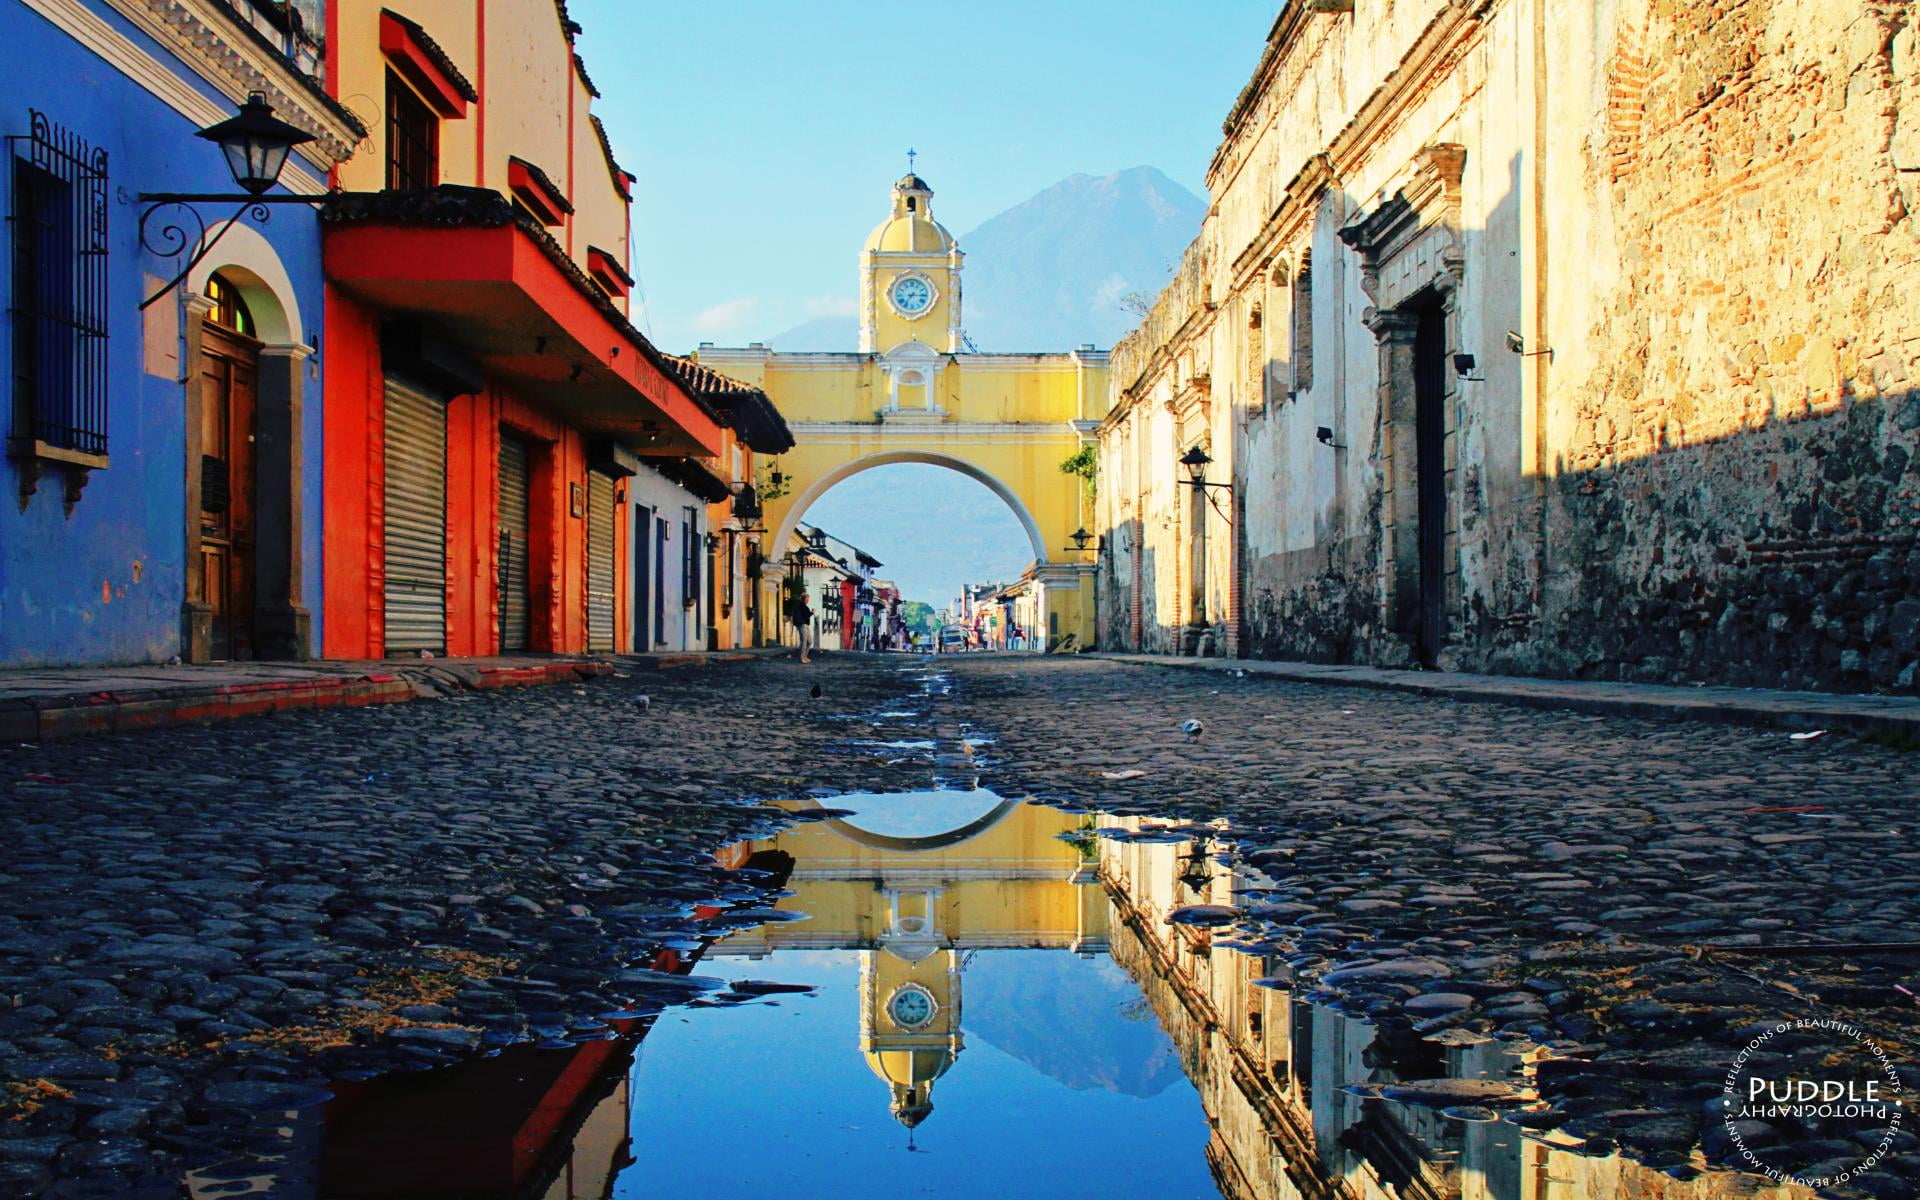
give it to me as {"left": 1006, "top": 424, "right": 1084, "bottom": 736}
{"left": 183, "top": 223, "right": 313, "bottom": 661}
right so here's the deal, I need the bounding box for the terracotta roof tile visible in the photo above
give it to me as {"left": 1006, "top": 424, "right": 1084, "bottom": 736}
{"left": 380, "top": 8, "right": 479, "bottom": 102}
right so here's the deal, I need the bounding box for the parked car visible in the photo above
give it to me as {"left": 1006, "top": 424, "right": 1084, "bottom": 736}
{"left": 937, "top": 625, "right": 969, "bottom": 651}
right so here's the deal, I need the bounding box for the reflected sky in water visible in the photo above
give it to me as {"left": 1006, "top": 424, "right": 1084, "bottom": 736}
{"left": 620, "top": 950, "right": 1218, "bottom": 1200}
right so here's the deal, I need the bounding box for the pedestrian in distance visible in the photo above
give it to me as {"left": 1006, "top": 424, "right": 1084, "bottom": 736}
{"left": 786, "top": 587, "right": 815, "bottom": 664}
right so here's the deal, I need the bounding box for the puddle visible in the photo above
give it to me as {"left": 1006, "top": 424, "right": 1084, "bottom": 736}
{"left": 189, "top": 795, "right": 1851, "bottom": 1199}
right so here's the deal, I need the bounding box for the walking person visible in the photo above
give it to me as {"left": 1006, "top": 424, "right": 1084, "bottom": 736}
{"left": 786, "top": 584, "right": 814, "bottom": 664}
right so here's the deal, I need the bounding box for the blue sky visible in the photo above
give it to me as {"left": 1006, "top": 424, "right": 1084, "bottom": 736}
{"left": 572, "top": 1, "right": 1275, "bottom": 352}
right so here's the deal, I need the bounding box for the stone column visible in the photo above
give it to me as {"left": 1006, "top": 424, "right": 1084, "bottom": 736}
{"left": 179, "top": 294, "right": 217, "bottom": 664}
{"left": 1129, "top": 516, "right": 1144, "bottom": 650}
{"left": 254, "top": 343, "right": 314, "bottom": 659}
{"left": 1226, "top": 489, "right": 1244, "bottom": 659}
{"left": 1184, "top": 479, "right": 1208, "bottom": 654}
{"left": 1366, "top": 308, "right": 1424, "bottom": 640}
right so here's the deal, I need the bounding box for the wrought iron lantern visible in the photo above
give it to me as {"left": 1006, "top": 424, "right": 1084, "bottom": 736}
{"left": 1179, "top": 445, "right": 1234, "bottom": 496}
{"left": 138, "top": 92, "right": 323, "bottom": 309}
{"left": 198, "top": 92, "right": 314, "bottom": 196}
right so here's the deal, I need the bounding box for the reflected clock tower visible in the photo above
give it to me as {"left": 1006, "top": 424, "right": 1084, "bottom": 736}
{"left": 712, "top": 795, "right": 1109, "bottom": 1133}
{"left": 859, "top": 885, "right": 965, "bottom": 1128}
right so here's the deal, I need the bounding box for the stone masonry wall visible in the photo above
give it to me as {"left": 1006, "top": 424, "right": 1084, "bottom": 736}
{"left": 1507, "top": 0, "right": 1920, "bottom": 690}
{"left": 1102, "top": 0, "right": 1920, "bottom": 693}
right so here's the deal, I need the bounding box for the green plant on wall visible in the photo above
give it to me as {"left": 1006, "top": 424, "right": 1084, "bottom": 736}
{"left": 1060, "top": 444, "right": 1097, "bottom": 501}
{"left": 756, "top": 460, "right": 791, "bottom": 503}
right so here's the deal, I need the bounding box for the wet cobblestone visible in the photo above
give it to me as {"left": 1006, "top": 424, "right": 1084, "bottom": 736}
{"left": 952, "top": 656, "right": 1920, "bottom": 1193}
{"left": 0, "top": 657, "right": 951, "bottom": 1196}
{"left": 2, "top": 654, "right": 1916, "bottom": 1196}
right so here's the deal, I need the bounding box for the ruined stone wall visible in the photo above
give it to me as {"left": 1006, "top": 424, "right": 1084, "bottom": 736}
{"left": 1100, "top": 0, "right": 1920, "bottom": 692}
{"left": 1504, "top": 0, "right": 1920, "bottom": 690}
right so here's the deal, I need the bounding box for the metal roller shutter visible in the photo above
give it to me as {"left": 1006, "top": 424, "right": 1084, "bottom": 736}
{"left": 585, "top": 471, "right": 616, "bottom": 652}
{"left": 382, "top": 379, "right": 447, "bottom": 653}
{"left": 497, "top": 432, "right": 531, "bottom": 652}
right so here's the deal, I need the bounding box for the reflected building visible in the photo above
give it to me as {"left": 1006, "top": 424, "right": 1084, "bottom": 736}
{"left": 1095, "top": 818, "right": 1815, "bottom": 1200}
{"left": 713, "top": 793, "right": 1106, "bottom": 1128}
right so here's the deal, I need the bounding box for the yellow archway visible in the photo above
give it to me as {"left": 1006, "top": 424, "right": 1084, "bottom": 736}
{"left": 696, "top": 343, "right": 1109, "bottom": 648}
{"left": 692, "top": 169, "right": 1111, "bottom": 650}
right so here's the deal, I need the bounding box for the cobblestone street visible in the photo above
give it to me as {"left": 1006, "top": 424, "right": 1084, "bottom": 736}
{"left": 2, "top": 654, "right": 1916, "bottom": 1196}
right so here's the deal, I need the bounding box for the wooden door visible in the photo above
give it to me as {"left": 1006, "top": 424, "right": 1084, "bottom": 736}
{"left": 1413, "top": 303, "right": 1448, "bottom": 665}
{"left": 199, "top": 324, "right": 259, "bottom": 661}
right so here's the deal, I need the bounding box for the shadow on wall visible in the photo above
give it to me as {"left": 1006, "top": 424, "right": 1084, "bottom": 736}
{"left": 1111, "top": 134, "right": 1920, "bottom": 693}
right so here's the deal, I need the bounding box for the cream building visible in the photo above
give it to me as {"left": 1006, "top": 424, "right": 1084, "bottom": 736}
{"left": 1099, "top": 1, "right": 1920, "bottom": 692}
{"left": 697, "top": 173, "right": 1108, "bottom": 650}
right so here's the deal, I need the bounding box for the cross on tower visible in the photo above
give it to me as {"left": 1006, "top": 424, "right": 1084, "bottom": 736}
{"left": 907, "top": 148, "right": 917, "bottom": 173}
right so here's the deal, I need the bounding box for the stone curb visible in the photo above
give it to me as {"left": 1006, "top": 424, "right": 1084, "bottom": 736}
{"left": 1090, "top": 653, "right": 1920, "bottom": 743}
{"left": 2, "top": 659, "right": 608, "bottom": 742}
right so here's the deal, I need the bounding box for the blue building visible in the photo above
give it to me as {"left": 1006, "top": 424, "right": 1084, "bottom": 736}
{"left": 1, "top": 0, "right": 360, "bottom": 665}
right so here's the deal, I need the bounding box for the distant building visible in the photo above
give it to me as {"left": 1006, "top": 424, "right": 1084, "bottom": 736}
{"left": 777, "top": 522, "right": 882, "bottom": 653}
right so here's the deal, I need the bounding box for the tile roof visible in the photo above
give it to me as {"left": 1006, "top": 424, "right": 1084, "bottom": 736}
{"left": 662, "top": 356, "right": 795, "bottom": 455}
{"left": 507, "top": 155, "right": 574, "bottom": 215}
{"left": 380, "top": 8, "right": 479, "bottom": 102}
{"left": 572, "top": 52, "right": 600, "bottom": 98}
{"left": 588, "top": 115, "right": 630, "bottom": 190}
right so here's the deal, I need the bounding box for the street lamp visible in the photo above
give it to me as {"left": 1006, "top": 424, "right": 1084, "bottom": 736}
{"left": 138, "top": 92, "right": 322, "bottom": 310}
{"left": 197, "top": 92, "right": 315, "bottom": 196}
{"left": 1179, "top": 445, "right": 1235, "bottom": 497}
{"left": 1065, "top": 526, "right": 1106, "bottom": 555}
{"left": 1178, "top": 842, "right": 1214, "bottom": 894}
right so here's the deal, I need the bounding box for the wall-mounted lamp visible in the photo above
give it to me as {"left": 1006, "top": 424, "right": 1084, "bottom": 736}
{"left": 1506, "top": 330, "right": 1553, "bottom": 360}
{"left": 1453, "top": 353, "right": 1484, "bottom": 381}
{"left": 1179, "top": 446, "right": 1234, "bottom": 494}
{"left": 1065, "top": 526, "right": 1106, "bottom": 555}
{"left": 1178, "top": 842, "right": 1214, "bottom": 894}
{"left": 138, "top": 92, "right": 320, "bottom": 309}
{"left": 1315, "top": 426, "right": 1346, "bottom": 449}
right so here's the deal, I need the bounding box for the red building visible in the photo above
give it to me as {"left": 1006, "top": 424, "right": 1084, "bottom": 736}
{"left": 318, "top": 1, "right": 722, "bottom": 658}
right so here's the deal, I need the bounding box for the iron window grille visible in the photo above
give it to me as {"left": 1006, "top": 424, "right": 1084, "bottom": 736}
{"left": 9, "top": 110, "right": 109, "bottom": 461}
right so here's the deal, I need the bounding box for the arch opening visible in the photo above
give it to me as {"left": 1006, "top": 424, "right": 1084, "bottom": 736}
{"left": 186, "top": 220, "right": 303, "bottom": 345}
{"left": 772, "top": 450, "right": 1051, "bottom": 572}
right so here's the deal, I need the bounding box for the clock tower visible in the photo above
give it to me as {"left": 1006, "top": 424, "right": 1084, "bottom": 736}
{"left": 861, "top": 170, "right": 964, "bottom": 356}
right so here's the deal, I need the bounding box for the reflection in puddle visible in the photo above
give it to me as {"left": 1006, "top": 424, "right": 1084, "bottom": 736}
{"left": 216, "top": 795, "right": 1820, "bottom": 1199}
{"left": 614, "top": 790, "right": 1218, "bottom": 1197}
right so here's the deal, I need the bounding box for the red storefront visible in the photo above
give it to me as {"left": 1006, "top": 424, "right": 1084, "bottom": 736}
{"left": 319, "top": 189, "right": 722, "bottom": 659}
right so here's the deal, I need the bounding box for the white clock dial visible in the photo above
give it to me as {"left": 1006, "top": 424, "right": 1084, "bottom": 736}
{"left": 890, "top": 276, "right": 934, "bottom": 316}
{"left": 888, "top": 986, "right": 935, "bottom": 1029}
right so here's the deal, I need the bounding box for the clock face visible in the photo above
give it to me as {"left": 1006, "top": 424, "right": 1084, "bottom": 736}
{"left": 890, "top": 275, "right": 934, "bottom": 316}
{"left": 888, "top": 986, "right": 935, "bottom": 1029}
